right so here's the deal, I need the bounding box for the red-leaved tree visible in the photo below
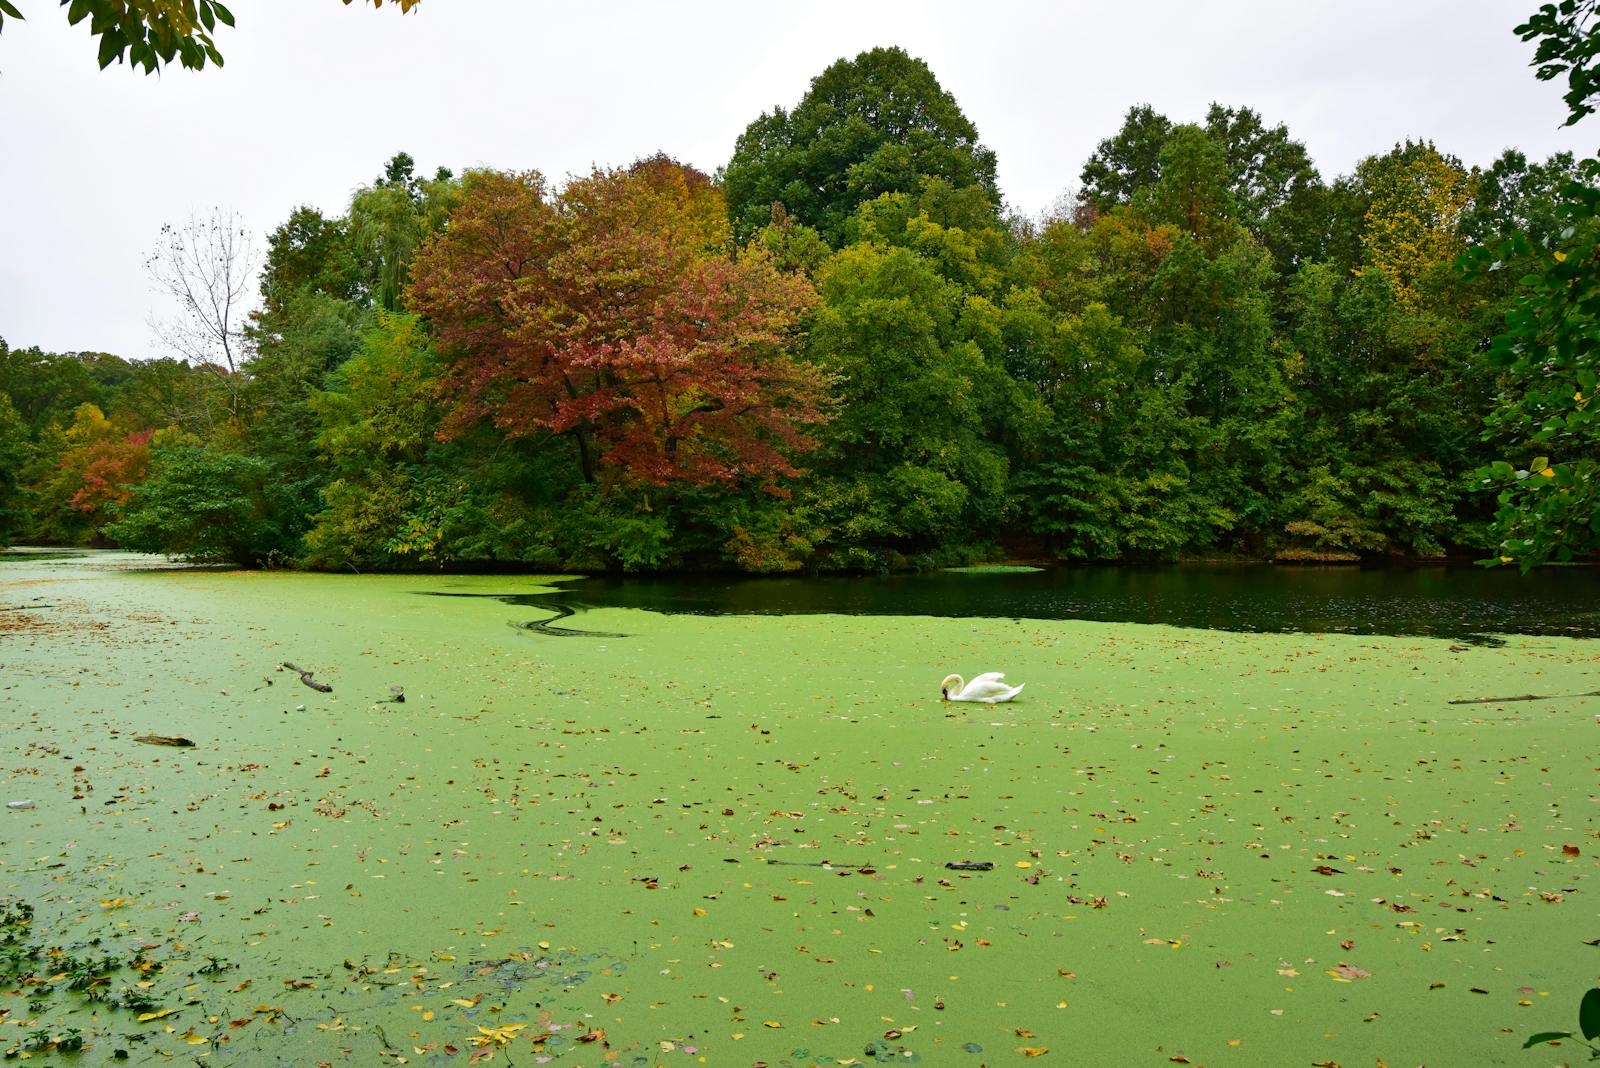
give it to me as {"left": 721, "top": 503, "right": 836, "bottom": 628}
{"left": 407, "top": 156, "right": 828, "bottom": 490}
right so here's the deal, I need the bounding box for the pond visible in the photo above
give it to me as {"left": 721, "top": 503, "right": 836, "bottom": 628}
{"left": 1, "top": 549, "right": 1594, "bottom": 1066}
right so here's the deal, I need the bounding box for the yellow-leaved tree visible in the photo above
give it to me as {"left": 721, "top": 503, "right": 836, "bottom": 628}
{"left": 1356, "top": 141, "right": 1473, "bottom": 308}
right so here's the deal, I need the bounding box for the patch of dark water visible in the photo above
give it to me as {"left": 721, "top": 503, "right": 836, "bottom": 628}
{"left": 426, "top": 564, "right": 1600, "bottom": 644}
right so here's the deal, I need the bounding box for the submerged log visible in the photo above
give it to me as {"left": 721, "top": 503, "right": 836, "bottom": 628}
{"left": 281, "top": 662, "right": 333, "bottom": 693}
{"left": 135, "top": 734, "right": 195, "bottom": 747}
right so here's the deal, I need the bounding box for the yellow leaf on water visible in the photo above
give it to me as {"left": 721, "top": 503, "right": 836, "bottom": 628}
{"left": 100, "top": 898, "right": 130, "bottom": 908}
{"left": 137, "top": 1009, "right": 177, "bottom": 1021}
{"left": 764, "top": 1020, "right": 783, "bottom": 1028}
{"left": 1016, "top": 1047, "right": 1048, "bottom": 1057}
{"left": 452, "top": 998, "right": 477, "bottom": 1007}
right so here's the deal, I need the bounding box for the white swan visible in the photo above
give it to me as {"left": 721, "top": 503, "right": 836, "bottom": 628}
{"left": 941, "top": 672, "right": 1025, "bottom": 703}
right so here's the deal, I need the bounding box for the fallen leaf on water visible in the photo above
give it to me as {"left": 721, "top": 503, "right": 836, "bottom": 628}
{"left": 1327, "top": 963, "right": 1370, "bottom": 981}
{"left": 137, "top": 1009, "right": 177, "bottom": 1022}
{"left": 1016, "top": 1048, "right": 1048, "bottom": 1057}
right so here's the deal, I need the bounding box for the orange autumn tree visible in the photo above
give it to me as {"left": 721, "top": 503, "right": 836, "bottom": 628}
{"left": 407, "top": 156, "right": 827, "bottom": 491}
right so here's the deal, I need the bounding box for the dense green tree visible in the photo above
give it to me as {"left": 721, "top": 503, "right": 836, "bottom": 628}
{"left": 1079, "top": 104, "right": 1173, "bottom": 212}
{"left": 0, "top": 339, "right": 105, "bottom": 433}
{"left": 106, "top": 441, "right": 299, "bottom": 565}
{"left": 800, "top": 239, "right": 1012, "bottom": 566}
{"left": 723, "top": 47, "right": 999, "bottom": 244}
{"left": 259, "top": 206, "right": 364, "bottom": 314}
{"left": 0, "top": 395, "right": 29, "bottom": 544}
{"left": 1082, "top": 103, "right": 1319, "bottom": 237}
{"left": 1138, "top": 125, "right": 1239, "bottom": 248}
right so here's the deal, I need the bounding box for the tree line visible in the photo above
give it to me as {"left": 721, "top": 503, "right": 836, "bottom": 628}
{"left": 2, "top": 29, "right": 1596, "bottom": 572}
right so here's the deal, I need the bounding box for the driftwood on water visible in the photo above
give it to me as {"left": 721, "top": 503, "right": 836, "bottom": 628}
{"left": 135, "top": 734, "right": 195, "bottom": 747}
{"left": 281, "top": 662, "right": 333, "bottom": 693}
{"left": 1448, "top": 690, "right": 1600, "bottom": 705}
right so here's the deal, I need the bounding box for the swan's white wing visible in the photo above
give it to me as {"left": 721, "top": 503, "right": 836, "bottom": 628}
{"left": 961, "top": 674, "right": 1014, "bottom": 699}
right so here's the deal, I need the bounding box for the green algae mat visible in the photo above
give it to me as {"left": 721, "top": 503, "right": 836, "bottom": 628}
{"left": 1, "top": 552, "right": 1595, "bottom": 1066}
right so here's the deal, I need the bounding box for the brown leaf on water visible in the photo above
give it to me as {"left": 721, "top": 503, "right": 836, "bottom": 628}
{"left": 1015, "top": 1048, "right": 1048, "bottom": 1057}
{"left": 1562, "top": 844, "right": 1580, "bottom": 857}
{"left": 1312, "top": 865, "right": 1342, "bottom": 876}
{"left": 1329, "top": 963, "right": 1371, "bottom": 981}
{"left": 1310, "top": 1061, "right": 1341, "bottom": 1067}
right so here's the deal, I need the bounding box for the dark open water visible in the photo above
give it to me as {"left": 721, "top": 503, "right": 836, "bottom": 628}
{"left": 456, "top": 564, "right": 1600, "bottom": 644}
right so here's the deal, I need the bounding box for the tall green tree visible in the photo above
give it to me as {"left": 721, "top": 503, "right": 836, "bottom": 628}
{"left": 723, "top": 47, "right": 999, "bottom": 245}
{"left": 0, "top": 395, "right": 29, "bottom": 544}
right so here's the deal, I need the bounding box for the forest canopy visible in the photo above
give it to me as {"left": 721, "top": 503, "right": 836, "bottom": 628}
{"left": 3, "top": 21, "right": 1596, "bottom": 572}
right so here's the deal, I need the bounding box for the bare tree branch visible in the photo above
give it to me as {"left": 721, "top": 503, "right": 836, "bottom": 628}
{"left": 146, "top": 208, "right": 259, "bottom": 415}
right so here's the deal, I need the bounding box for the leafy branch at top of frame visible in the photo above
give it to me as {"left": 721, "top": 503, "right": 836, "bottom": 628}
{"left": 0, "top": 0, "right": 422, "bottom": 75}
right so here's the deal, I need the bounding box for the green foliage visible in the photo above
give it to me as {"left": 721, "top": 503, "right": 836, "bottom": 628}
{"left": 723, "top": 47, "right": 999, "bottom": 245}
{"left": 1468, "top": 176, "right": 1600, "bottom": 569}
{"left": 349, "top": 154, "right": 459, "bottom": 312}
{"left": 0, "top": 395, "right": 29, "bottom": 545}
{"left": 260, "top": 206, "right": 364, "bottom": 313}
{"left": 1469, "top": 2, "right": 1600, "bottom": 569}
{"left": 105, "top": 442, "right": 298, "bottom": 565}
{"left": 804, "top": 238, "right": 1013, "bottom": 560}
{"left": 0, "top": 337, "right": 106, "bottom": 433}
{"left": 0, "top": 0, "right": 419, "bottom": 75}
{"left": 1518, "top": 0, "right": 1600, "bottom": 124}
{"left": 4, "top": 41, "right": 1584, "bottom": 573}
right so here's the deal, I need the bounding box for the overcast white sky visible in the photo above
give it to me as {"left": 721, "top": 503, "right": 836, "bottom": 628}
{"left": 0, "top": 0, "right": 1592, "bottom": 360}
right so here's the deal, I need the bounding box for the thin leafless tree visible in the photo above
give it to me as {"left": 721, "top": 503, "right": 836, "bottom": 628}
{"left": 146, "top": 208, "right": 258, "bottom": 414}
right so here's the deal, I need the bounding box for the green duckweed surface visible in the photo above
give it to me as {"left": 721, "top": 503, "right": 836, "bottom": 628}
{"left": 1, "top": 551, "right": 1595, "bottom": 1066}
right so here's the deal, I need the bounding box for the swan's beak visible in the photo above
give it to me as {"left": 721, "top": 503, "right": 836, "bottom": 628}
{"left": 940, "top": 688, "right": 948, "bottom": 700}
